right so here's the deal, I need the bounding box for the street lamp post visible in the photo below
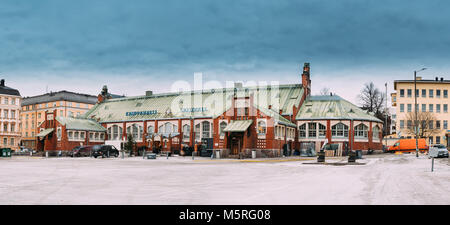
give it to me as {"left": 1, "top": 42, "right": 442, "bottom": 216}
{"left": 414, "top": 68, "right": 426, "bottom": 158}
{"left": 385, "top": 82, "right": 388, "bottom": 148}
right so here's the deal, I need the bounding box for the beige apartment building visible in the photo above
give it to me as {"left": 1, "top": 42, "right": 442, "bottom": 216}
{"left": 0, "top": 79, "right": 22, "bottom": 151}
{"left": 392, "top": 76, "right": 449, "bottom": 146}
{"left": 21, "top": 91, "right": 97, "bottom": 150}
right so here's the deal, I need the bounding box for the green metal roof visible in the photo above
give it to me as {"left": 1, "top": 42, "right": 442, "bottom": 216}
{"left": 83, "top": 84, "right": 303, "bottom": 123}
{"left": 255, "top": 104, "right": 297, "bottom": 127}
{"left": 295, "top": 95, "right": 382, "bottom": 123}
{"left": 223, "top": 120, "right": 253, "bottom": 132}
{"left": 36, "top": 128, "right": 54, "bottom": 137}
{"left": 56, "top": 117, "right": 106, "bottom": 132}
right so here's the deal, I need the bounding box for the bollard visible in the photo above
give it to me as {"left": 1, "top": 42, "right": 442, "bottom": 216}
{"left": 45, "top": 151, "right": 48, "bottom": 158}
{"left": 167, "top": 152, "right": 169, "bottom": 159}
{"left": 431, "top": 157, "right": 434, "bottom": 172}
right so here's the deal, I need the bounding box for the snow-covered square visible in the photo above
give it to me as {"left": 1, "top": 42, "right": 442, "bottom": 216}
{"left": 0, "top": 154, "right": 448, "bottom": 205}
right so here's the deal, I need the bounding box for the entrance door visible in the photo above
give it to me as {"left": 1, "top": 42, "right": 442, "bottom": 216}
{"left": 230, "top": 135, "right": 243, "bottom": 155}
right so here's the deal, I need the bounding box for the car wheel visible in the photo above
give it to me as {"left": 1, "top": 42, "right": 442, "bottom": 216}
{"left": 94, "top": 155, "right": 97, "bottom": 158}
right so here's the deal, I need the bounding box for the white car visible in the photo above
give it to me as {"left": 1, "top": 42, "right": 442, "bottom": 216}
{"left": 428, "top": 144, "right": 449, "bottom": 158}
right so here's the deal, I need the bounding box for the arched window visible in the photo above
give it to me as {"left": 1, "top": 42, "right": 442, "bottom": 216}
{"left": 147, "top": 125, "right": 154, "bottom": 134}
{"left": 220, "top": 121, "right": 227, "bottom": 137}
{"left": 332, "top": 123, "right": 349, "bottom": 137}
{"left": 183, "top": 124, "right": 190, "bottom": 139}
{"left": 257, "top": 121, "right": 266, "bottom": 134}
{"left": 354, "top": 124, "right": 368, "bottom": 138}
{"left": 202, "top": 121, "right": 210, "bottom": 138}
{"left": 372, "top": 125, "right": 380, "bottom": 140}
{"left": 164, "top": 122, "right": 172, "bottom": 134}
{"left": 111, "top": 125, "right": 122, "bottom": 140}
{"left": 195, "top": 123, "right": 201, "bottom": 141}
{"left": 298, "top": 124, "right": 306, "bottom": 138}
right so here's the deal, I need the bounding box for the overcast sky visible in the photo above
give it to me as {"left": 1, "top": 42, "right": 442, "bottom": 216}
{"left": 1, "top": 0, "right": 450, "bottom": 105}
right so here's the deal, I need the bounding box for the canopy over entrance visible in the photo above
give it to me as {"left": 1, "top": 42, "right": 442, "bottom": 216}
{"left": 36, "top": 128, "right": 54, "bottom": 138}
{"left": 223, "top": 120, "right": 253, "bottom": 132}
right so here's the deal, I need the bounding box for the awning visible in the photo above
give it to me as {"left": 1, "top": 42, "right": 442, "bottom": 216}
{"left": 223, "top": 120, "right": 253, "bottom": 132}
{"left": 36, "top": 128, "right": 54, "bottom": 137}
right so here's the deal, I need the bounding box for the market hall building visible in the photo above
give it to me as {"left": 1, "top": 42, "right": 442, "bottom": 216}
{"left": 36, "top": 63, "right": 384, "bottom": 157}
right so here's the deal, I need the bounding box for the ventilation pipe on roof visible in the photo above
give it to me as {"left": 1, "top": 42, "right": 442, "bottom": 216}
{"left": 0, "top": 79, "right": 4, "bottom": 87}
{"left": 146, "top": 91, "right": 153, "bottom": 97}
{"left": 436, "top": 77, "right": 439, "bottom": 81}
{"left": 441, "top": 77, "right": 444, "bottom": 82}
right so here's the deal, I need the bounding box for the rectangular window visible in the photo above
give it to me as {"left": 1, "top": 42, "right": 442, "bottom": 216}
{"left": 436, "top": 136, "right": 441, "bottom": 144}
{"left": 422, "top": 89, "right": 426, "bottom": 97}
{"left": 400, "top": 89, "right": 405, "bottom": 97}
{"left": 308, "top": 123, "right": 317, "bottom": 138}
{"left": 400, "top": 104, "right": 404, "bottom": 112}
{"left": 444, "top": 120, "right": 448, "bottom": 129}
{"left": 436, "top": 104, "right": 441, "bottom": 113}
{"left": 429, "top": 89, "right": 434, "bottom": 98}
{"left": 407, "top": 104, "right": 412, "bottom": 112}
{"left": 436, "top": 120, "right": 441, "bottom": 129}
{"left": 407, "top": 120, "right": 412, "bottom": 129}
{"left": 444, "top": 90, "right": 448, "bottom": 98}
{"left": 407, "top": 89, "right": 412, "bottom": 97}
{"left": 436, "top": 90, "right": 441, "bottom": 98}
{"left": 429, "top": 121, "right": 433, "bottom": 129}
{"left": 444, "top": 104, "right": 448, "bottom": 113}
{"left": 422, "top": 104, "right": 426, "bottom": 112}
{"left": 429, "top": 104, "right": 433, "bottom": 112}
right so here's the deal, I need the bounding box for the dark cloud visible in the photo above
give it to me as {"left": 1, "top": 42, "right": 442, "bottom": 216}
{"left": 1, "top": 0, "right": 449, "bottom": 75}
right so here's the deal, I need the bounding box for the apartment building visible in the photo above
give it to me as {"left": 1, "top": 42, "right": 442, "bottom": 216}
{"left": 392, "top": 76, "right": 449, "bottom": 146}
{"left": 21, "top": 91, "right": 97, "bottom": 150}
{"left": 0, "top": 79, "right": 22, "bottom": 151}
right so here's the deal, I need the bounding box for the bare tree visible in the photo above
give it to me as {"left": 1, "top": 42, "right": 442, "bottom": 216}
{"left": 319, "top": 87, "right": 330, "bottom": 95}
{"left": 358, "top": 82, "right": 385, "bottom": 115}
{"left": 404, "top": 112, "right": 441, "bottom": 138}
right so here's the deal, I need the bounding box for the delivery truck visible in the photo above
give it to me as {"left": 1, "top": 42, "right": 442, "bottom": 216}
{"left": 387, "top": 138, "right": 429, "bottom": 153}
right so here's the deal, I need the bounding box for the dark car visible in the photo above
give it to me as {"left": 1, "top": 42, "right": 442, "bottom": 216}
{"left": 92, "top": 145, "right": 120, "bottom": 158}
{"left": 69, "top": 146, "right": 93, "bottom": 157}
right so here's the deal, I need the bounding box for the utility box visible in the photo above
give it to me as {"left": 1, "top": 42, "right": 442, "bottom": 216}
{"left": 1, "top": 148, "right": 11, "bottom": 157}
{"left": 252, "top": 150, "right": 256, "bottom": 159}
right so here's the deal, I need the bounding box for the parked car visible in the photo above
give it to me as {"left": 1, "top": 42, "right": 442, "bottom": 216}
{"left": 92, "top": 145, "right": 120, "bottom": 158}
{"left": 69, "top": 146, "right": 93, "bottom": 157}
{"left": 428, "top": 144, "right": 449, "bottom": 158}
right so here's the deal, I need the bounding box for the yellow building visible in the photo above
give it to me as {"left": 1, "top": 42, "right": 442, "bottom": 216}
{"left": 0, "top": 79, "right": 22, "bottom": 151}
{"left": 21, "top": 91, "right": 97, "bottom": 150}
{"left": 392, "top": 76, "right": 449, "bottom": 146}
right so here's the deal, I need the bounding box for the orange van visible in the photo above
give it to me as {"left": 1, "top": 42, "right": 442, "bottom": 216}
{"left": 388, "top": 139, "right": 429, "bottom": 153}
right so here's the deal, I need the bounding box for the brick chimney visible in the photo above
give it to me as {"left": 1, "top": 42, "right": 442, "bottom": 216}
{"left": 97, "top": 85, "right": 110, "bottom": 103}
{"left": 0, "top": 79, "right": 5, "bottom": 87}
{"left": 302, "top": 63, "right": 311, "bottom": 96}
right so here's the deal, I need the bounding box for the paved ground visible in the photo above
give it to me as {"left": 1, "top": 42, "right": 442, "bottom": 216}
{"left": 0, "top": 153, "right": 449, "bottom": 205}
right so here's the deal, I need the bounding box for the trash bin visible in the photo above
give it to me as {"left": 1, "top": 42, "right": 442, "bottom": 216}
{"left": 215, "top": 150, "right": 221, "bottom": 159}
{"left": 146, "top": 153, "right": 157, "bottom": 159}
{"left": 356, "top": 150, "right": 363, "bottom": 159}
{"left": 348, "top": 151, "right": 356, "bottom": 163}
{"left": 317, "top": 150, "right": 325, "bottom": 162}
